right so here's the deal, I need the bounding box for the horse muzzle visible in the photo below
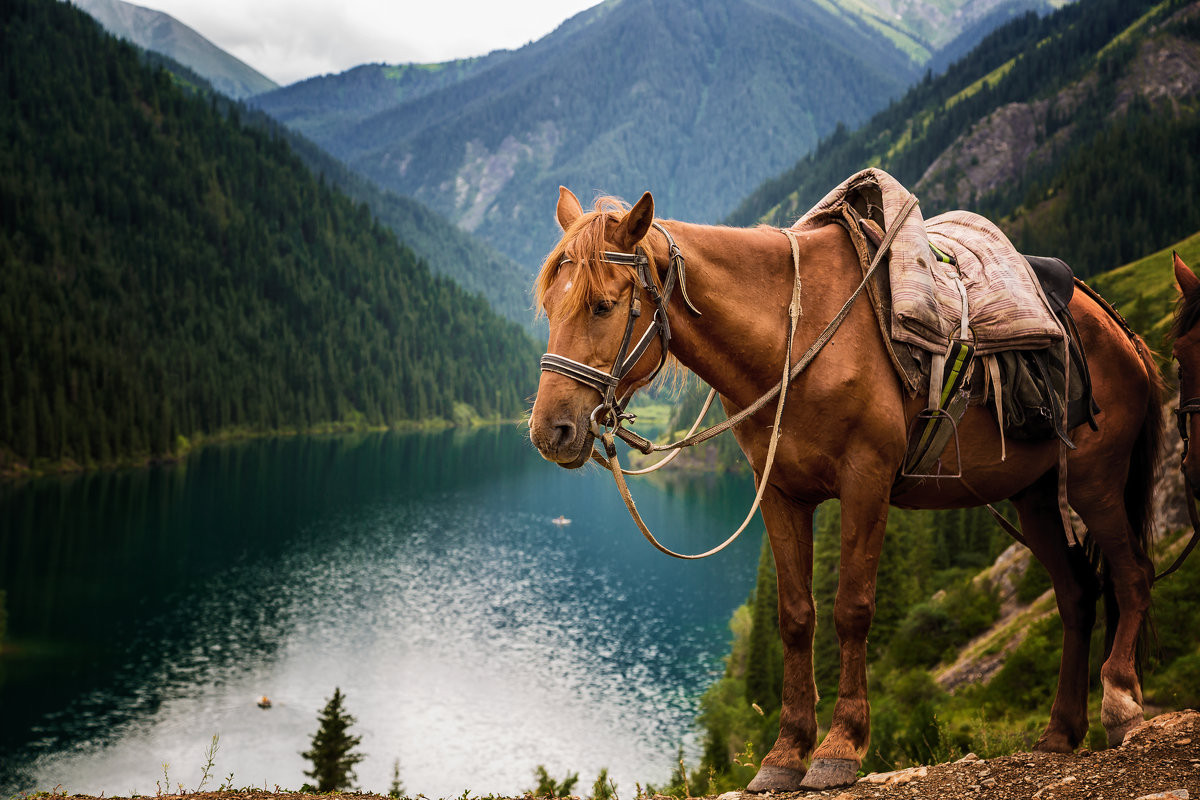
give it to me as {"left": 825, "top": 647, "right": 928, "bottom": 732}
{"left": 529, "top": 414, "right": 595, "bottom": 469}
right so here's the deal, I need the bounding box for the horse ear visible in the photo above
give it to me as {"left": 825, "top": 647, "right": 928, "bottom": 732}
{"left": 556, "top": 186, "right": 583, "bottom": 231}
{"left": 1176, "top": 251, "right": 1200, "bottom": 296}
{"left": 613, "top": 192, "right": 654, "bottom": 250}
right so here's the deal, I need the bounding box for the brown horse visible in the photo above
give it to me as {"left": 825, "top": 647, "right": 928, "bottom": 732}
{"left": 528, "top": 188, "right": 1165, "bottom": 791}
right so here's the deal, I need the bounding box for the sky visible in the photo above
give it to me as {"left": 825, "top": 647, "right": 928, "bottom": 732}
{"left": 128, "top": 0, "right": 605, "bottom": 86}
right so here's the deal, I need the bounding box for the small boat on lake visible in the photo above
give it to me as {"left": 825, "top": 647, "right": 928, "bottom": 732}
{"left": 551, "top": 515, "right": 571, "bottom": 526}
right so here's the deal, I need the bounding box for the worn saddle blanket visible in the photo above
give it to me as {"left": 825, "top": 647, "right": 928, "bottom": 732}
{"left": 792, "top": 168, "right": 1064, "bottom": 363}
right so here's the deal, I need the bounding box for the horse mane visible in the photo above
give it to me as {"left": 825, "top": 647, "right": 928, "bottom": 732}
{"left": 1170, "top": 281, "right": 1200, "bottom": 341}
{"left": 533, "top": 196, "right": 663, "bottom": 323}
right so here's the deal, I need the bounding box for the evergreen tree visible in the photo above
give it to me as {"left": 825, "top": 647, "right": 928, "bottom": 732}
{"left": 589, "top": 768, "right": 614, "bottom": 800}
{"left": 387, "top": 758, "right": 405, "bottom": 798}
{"left": 531, "top": 765, "right": 579, "bottom": 798}
{"left": 301, "top": 687, "right": 364, "bottom": 792}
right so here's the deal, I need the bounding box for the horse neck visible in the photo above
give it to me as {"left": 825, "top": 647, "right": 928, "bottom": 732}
{"left": 653, "top": 220, "right": 856, "bottom": 407}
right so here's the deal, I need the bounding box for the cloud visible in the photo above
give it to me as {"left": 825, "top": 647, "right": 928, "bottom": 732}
{"left": 133, "top": 0, "right": 602, "bottom": 86}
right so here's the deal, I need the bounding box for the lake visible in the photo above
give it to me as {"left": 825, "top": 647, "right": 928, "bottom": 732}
{"left": 0, "top": 428, "right": 761, "bottom": 797}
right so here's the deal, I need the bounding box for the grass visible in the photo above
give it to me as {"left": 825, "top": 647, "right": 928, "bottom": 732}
{"left": 1086, "top": 229, "right": 1200, "bottom": 347}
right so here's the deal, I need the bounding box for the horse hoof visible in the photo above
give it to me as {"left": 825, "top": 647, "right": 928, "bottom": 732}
{"left": 799, "top": 758, "right": 859, "bottom": 789}
{"left": 746, "top": 764, "right": 806, "bottom": 792}
{"left": 1107, "top": 715, "right": 1143, "bottom": 747}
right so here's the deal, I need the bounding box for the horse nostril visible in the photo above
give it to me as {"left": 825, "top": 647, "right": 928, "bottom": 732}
{"left": 554, "top": 421, "right": 576, "bottom": 447}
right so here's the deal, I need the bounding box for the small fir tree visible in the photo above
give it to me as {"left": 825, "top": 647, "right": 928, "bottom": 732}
{"left": 388, "top": 757, "right": 405, "bottom": 798}
{"left": 301, "top": 687, "right": 365, "bottom": 792}
{"left": 532, "top": 765, "right": 579, "bottom": 798}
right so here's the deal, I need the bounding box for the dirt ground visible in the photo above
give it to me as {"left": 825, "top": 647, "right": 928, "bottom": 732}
{"left": 718, "top": 710, "right": 1200, "bottom": 800}
{"left": 37, "top": 711, "right": 1200, "bottom": 800}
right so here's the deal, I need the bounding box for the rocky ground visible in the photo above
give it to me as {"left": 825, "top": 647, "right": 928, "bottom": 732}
{"left": 32, "top": 712, "right": 1200, "bottom": 800}
{"left": 716, "top": 711, "right": 1200, "bottom": 800}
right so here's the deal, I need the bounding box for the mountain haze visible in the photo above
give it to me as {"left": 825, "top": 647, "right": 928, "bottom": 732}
{"left": 65, "top": 0, "right": 277, "bottom": 98}
{"left": 252, "top": 0, "right": 924, "bottom": 268}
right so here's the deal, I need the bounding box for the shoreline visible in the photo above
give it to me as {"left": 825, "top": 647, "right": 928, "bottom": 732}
{"left": 0, "top": 416, "right": 520, "bottom": 484}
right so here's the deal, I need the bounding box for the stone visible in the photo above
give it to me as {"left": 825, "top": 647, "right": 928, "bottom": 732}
{"left": 1134, "top": 791, "right": 1189, "bottom": 800}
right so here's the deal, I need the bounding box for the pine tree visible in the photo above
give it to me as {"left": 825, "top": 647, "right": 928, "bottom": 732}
{"left": 301, "top": 687, "right": 364, "bottom": 792}
{"left": 387, "top": 758, "right": 405, "bottom": 798}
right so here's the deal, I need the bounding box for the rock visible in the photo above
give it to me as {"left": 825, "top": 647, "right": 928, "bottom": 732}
{"left": 956, "top": 753, "right": 981, "bottom": 764}
{"left": 861, "top": 765, "right": 928, "bottom": 786}
{"left": 1134, "top": 791, "right": 1189, "bottom": 800}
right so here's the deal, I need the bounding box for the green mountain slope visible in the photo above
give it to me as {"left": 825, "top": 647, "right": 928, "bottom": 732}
{"left": 252, "top": 0, "right": 923, "bottom": 268}
{"left": 731, "top": 0, "right": 1200, "bottom": 278}
{"left": 0, "top": 0, "right": 540, "bottom": 475}
{"left": 65, "top": 0, "right": 278, "bottom": 99}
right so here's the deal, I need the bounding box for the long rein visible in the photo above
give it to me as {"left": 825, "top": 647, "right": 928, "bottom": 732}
{"left": 1164, "top": 399, "right": 1200, "bottom": 580}
{"left": 542, "top": 195, "right": 919, "bottom": 560}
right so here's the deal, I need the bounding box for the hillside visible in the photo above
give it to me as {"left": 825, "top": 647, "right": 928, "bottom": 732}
{"left": 91, "top": 30, "right": 540, "bottom": 332}
{"left": 0, "top": 0, "right": 540, "bottom": 476}
{"left": 730, "top": 0, "right": 1200, "bottom": 278}
{"left": 64, "top": 0, "right": 278, "bottom": 98}
{"left": 251, "top": 0, "right": 922, "bottom": 268}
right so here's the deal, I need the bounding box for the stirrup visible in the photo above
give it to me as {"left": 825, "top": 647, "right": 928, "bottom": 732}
{"left": 899, "top": 407, "right": 963, "bottom": 480}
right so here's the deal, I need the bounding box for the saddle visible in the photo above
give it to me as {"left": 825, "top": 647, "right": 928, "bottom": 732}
{"left": 790, "top": 169, "right": 1100, "bottom": 499}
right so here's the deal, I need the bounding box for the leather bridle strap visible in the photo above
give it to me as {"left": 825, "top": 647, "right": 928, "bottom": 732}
{"left": 539, "top": 222, "right": 699, "bottom": 430}
{"left": 1176, "top": 398, "right": 1200, "bottom": 458}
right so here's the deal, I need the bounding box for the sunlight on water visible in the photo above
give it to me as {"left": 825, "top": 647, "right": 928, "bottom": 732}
{"left": 0, "top": 430, "right": 759, "bottom": 797}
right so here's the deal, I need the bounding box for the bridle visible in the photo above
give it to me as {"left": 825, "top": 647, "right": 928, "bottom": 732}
{"left": 539, "top": 221, "right": 701, "bottom": 436}
{"left": 1176, "top": 396, "right": 1200, "bottom": 460}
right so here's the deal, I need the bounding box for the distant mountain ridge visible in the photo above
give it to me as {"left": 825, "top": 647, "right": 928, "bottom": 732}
{"left": 64, "top": 0, "right": 277, "bottom": 98}
{"left": 252, "top": 0, "right": 925, "bottom": 268}
{"left": 729, "top": 0, "right": 1200, "bottom": 277}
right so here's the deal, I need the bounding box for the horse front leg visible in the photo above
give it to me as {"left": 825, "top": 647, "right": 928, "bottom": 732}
{"left": 801, "top": 475, "right": 891, "bottom": 790}
{"left": 746, "top": 487, "right": 818, "bottom": 793}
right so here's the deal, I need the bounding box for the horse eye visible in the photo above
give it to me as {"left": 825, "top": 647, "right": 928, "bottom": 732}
{"left": 592, "top": 299, "right": 616, "bottom": 316}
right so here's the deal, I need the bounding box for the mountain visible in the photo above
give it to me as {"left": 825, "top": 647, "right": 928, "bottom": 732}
{"left": 77, "top": 13, "right": 540, "bottom": 332}
{"left": 729, "top": 0, "right": 1200, "bottom": 278}
{"left": 251, "top": 0, "right": 925, "bottom": 269}
{"left": 824, "top": 0, "right": 1071, "bottom": 66}
{"left": 64, "top": 0, "right": 277, "bottom": 98}
{"left": 0, "top": 0, "right": 540, "bottom": 475}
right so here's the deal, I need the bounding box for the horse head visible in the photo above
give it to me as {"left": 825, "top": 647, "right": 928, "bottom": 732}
{"left": 1172, "top": 252, "right": 1200, "bottom": 493}
{"left": 528, "top": 187, "right": 668, "bottom": 468}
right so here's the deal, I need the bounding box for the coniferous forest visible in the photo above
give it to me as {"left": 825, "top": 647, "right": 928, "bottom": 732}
{"left": 0, "top": 0, "right": 541, "bottom": 474}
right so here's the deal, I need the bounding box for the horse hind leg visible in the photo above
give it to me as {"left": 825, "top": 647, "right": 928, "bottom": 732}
{"left": 1071, "top": 486, "right": 1154, "bottom": 746}
{"left": 1011, "top": 474, "right": 1101, "bottom": 752}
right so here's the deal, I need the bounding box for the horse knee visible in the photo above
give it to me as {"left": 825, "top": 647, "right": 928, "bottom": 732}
{"left": 833, "top": 594, "right": 874, "bottom": 641}
{"left": 779, "top": 596, "right": 816, "bottom": 649}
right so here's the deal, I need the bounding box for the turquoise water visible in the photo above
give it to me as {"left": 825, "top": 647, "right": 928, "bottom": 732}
{"left": 0, "top": 428, "right": 760, "bottom": 797}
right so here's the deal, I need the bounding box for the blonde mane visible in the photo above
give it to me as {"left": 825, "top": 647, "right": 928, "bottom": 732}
{"left": 533, "top": 196, "right": 663, "bottom": 323}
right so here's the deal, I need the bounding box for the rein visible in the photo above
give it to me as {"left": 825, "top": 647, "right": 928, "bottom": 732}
{"left": 1162, "top": 398, "right": 1200, "bottom": 580}
{"left": 540, "top": 195, "right": 918, "bottom": 559}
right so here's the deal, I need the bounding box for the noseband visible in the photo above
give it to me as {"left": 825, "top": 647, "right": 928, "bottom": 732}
{"left": 539, "top": 221, "right": 701, "bottom": 434}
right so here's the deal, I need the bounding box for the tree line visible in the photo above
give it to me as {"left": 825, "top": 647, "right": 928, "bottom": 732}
{"left": 0, "top": 0, "right": 541, "bottom": 473}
